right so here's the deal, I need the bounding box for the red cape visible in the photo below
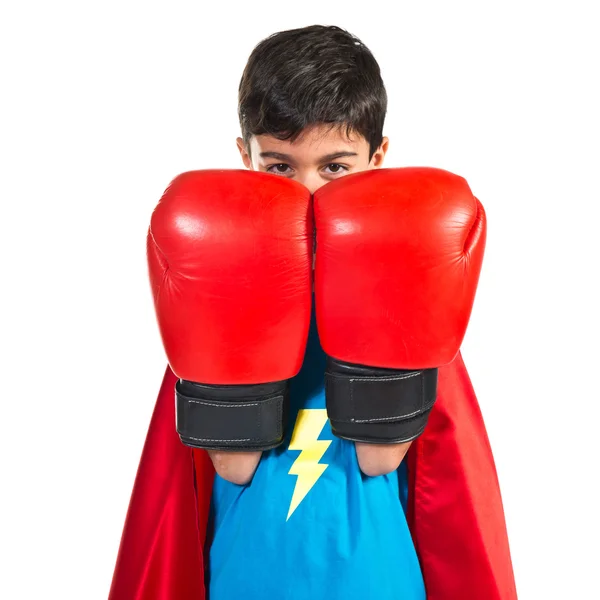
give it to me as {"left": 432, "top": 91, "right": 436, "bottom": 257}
{"left": 109, "top": 353, "right": 517, "bottom": 599}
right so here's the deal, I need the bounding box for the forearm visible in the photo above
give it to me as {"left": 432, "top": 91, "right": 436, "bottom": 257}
{"left": 355, "top": 441, "right": 413, "bottom": 477}
{"left": 207, "top": 450, "right": 262, "bottom": 485}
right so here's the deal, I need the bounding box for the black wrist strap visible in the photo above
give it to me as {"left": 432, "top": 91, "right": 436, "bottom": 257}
{"left": 175, "top": 379, "right": 288, "bottom": 451}
{"left": 325, "top": 358, "right": 438, "bottom": 443}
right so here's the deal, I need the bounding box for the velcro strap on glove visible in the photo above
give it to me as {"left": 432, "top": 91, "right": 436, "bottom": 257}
{"left": 175, "top": 379, "right": 288, "bottom": 451}
{"left": 325, "top": 358, "right": 438, "bottom": 444}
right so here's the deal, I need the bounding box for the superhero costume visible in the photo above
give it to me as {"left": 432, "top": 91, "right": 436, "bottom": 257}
{"left": 109, "top": 169, "right": 517, "bottom": 599}
{"left": 109, "top": 352, "right": 516, "bottom": 599}
{"left": 206, "top": 309, "right": 426, "bottom": 598}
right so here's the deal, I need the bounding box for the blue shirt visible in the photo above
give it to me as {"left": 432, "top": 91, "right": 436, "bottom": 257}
{"left": 206, "top": 314, "right": 425, "bottom": 599}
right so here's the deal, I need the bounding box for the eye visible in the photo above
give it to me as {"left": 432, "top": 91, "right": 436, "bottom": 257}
{"left": 266, "top": 163, "right": 292, "bottom": 175}
{"left": 324, "top": 163, "right": 348, "bottom": 175}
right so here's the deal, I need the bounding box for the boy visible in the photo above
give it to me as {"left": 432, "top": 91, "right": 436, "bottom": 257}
{"left": 110, "top": 25, "right": 517, "bottom": 600}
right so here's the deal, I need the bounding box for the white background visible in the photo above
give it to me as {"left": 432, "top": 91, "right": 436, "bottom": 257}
{"left": 1, "top": 1, "right": 598, "bottom": 598}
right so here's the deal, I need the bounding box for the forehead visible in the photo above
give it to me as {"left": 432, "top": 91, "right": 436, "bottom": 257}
{"left": 250, "top": 124, "right": 369, "bottom": 162}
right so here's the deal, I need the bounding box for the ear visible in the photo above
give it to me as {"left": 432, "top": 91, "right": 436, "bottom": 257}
{"left": 370, "top": 136, "right": 389, "bottom": 168}
{"left": 236, "top": 137, "right": 252, "bottom": 169}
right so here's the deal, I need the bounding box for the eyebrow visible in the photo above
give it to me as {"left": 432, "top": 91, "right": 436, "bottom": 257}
{"left": 258, "top": 151, "right": 359, "bottom": 163}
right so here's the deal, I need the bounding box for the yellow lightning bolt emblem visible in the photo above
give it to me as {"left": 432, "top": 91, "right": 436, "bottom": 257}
{"left": 287, "top": 409, "right": 331, "bottom": 521}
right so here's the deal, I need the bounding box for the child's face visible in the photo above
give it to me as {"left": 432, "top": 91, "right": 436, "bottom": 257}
{"left": 236, "top": 124, "right": 389, "bottom": 194}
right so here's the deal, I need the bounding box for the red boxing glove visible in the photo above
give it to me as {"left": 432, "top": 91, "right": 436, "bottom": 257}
{"left": 314, "top": 167, "right": 486, "bottom": 443}
{"left": 148, "top": 170, "right": 313, "bottom": 451}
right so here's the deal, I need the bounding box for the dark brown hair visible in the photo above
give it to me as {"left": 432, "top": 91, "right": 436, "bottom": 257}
{"left": 238, "top": 25, "right": 387, "bottom": 159}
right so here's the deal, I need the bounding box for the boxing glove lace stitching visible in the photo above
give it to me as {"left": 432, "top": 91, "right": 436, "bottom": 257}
{"left": 184, "top": 435, "right": 253, "bottom": 443}
{"left": 327, "top": 372, "right": 422, "bottom": 382}
{"left": 185, "top": 400, "right": 269, "bottom": 407}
